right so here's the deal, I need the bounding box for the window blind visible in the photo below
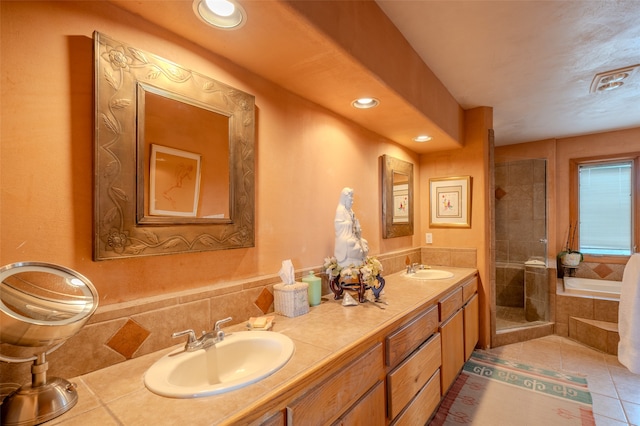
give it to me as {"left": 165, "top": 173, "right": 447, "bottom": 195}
{"left": 578, "top": 161, "right": 633, "bottom": 255}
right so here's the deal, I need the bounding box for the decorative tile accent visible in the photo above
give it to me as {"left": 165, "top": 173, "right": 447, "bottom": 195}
{"left": 593, "top": 263, "right": 614, "bottom": 278}
{"left": 254, "top": 287, "right": 274, "bottom": 314}
{"left": 495, "top": 186, "right": 507, "bottom": 200}
{"left": 106, "top": 319, "right": 151, "bottom": 359}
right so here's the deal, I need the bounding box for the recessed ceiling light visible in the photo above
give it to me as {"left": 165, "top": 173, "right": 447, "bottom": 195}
{"left": 352, "top": 98, "right": 379, "bottom": 109}
{"left": 413, "top": 135, "right": 432, "bottom": 142}
{"left": 193, "top": 0, "right": 246, "bottom": 30}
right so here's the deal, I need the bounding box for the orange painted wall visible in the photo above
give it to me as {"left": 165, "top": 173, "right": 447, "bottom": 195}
{"left": 555, "top": 128, "right": 640, "bottom": 258}
{"left": 0, "top": 1, "right": 422, "bottom": 305}
{"left": 419, "top": 107, "right": 493, "bottom": 348}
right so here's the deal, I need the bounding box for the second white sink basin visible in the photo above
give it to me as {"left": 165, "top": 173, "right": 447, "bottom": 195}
{"left": 144, "top": 331, "right": 295, "bottom": 398}
{"left": 406, "top": 269, "right": 454, "bottom": 280}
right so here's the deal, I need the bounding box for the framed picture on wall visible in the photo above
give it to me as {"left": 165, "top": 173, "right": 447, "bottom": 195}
{"left": 149, "top": 144, "right": 201, "bottom": 217}
{"left": 429, "top": 176, "right": 472, "bottom": 228}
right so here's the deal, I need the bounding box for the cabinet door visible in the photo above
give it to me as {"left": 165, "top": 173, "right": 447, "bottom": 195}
{"left": 333, "top": 381, "right": 385, "bottom": 426}
{"left": 287, "top": 343, "right": 383, "bottom": 425}
{"left": 463, "top": 293, "right": 479, "bottom": 360}
{"left": 439, "top": 309, "right": 464, "bottom": 394}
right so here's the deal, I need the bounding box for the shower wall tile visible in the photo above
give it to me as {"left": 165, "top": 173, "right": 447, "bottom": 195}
{"left": 495, "top": 240, "right": 508, "bottom": 263}
{"left": 533, "top": 159, "right": 546, "bottom": 183}
{"left": 496, "top": 159, "right": 547, "bottom": 265}
{"left": 495, "top": 164, "right": 508, "bottom": 187}
{"left": 509, "top": 161, "right": 534, "bottom": 185}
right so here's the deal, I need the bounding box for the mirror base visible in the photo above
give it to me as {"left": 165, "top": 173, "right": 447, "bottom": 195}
{"left": 0, "top": 377, "right": 78, "bottom": 426}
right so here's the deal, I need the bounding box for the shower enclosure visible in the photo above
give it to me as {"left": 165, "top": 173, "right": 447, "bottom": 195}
{"left": 495, "top": 159, "right": 550, "bottom": 330}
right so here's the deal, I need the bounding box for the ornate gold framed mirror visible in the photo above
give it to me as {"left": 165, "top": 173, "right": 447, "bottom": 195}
{"left": 93, "top": 32, "right": 255, "bottom": 260}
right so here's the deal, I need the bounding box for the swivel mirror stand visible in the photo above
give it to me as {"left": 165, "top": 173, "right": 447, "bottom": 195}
{"left": 0, "top": 262, "right": 98, "bottom": 426}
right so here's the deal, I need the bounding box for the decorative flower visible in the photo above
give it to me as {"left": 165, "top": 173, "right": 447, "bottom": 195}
{"left": 103, "top": 45, "right": 133, "bottom": 72}
{"left": 324, "top": 256, "right": 341, "bottom": 278}
{"left": 323, "top": 255, "right": 383, "bottom": 288}
{"left": 340, "top": 266, "right": 358, "bottom": 280}
{"left": 107, "top": 228, "right": 129, "bottom": 253}
{"left": 361, "top": 256, "right": 383, "bottom": 288}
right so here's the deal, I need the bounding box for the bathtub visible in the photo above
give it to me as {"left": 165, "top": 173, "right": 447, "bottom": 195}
{"left": 563, "top": 277, "right": 621, "bottom": 300}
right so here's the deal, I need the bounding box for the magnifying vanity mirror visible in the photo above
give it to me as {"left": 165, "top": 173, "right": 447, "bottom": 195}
{"left": 93, "top": 32, "right": 255, "bottom": 260}
{"left": 381, "top": 155, "right": 414, "bottom": 238}
{"left": 0, "top": 262, "right": 98, "bottom": 426}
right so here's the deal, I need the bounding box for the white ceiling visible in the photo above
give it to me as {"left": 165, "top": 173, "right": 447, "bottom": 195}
{"left": 376, "top": 0, "right": 640, "bottom": 146}
{"left": 109, "top": 0, "right": 640, "bottom": 151}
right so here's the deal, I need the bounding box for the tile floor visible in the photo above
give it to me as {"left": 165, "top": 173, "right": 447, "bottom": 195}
{"left": 485, "top": 335, "right": 640, "bottom": 425}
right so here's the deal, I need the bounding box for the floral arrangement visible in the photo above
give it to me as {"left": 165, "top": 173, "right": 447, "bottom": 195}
{"left": 323, "top": 255, "right": 383, "bottom": 288}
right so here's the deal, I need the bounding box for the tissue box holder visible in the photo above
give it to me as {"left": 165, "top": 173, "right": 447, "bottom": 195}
{"left": 273, "top": 282, "right": 309, "bottom": 317}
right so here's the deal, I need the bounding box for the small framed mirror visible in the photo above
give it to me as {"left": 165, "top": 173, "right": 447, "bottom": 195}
{"left": 381, "top": 155, "right": 414, "bottom": 238}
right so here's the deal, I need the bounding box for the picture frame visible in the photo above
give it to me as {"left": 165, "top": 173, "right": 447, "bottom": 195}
{"left": 429, "top": 176, "right": 472, "bottom": 228}
{"left": 149, "top": 144, "right": 201, "bottom": 217}
{"left": 392, "top": 183, "right": 409, "bottom": 224}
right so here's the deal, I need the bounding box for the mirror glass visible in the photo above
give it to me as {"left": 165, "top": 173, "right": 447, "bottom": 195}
{"left": 392, "top": 171, "right": 409, "bottom": 224}
{"left": 382, "top": 155, "right": 414, "bottom": 238}
{"left": 137, "top": 85, "right": 230, "bottom": 222}
{"left": 0, "top": 262, "right": 98, "bottom": 347}
{"left": 94, "top": 32, "right": 255, "bottom": 259}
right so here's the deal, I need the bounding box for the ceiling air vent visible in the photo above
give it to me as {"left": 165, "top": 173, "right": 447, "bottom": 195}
{"left": 590, "top": 64, "right": 640, "bottom": 93}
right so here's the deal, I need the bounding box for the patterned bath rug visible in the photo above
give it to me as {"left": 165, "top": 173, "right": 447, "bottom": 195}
{"left": 431, "top": 351, "right": 595, "bottom": 425}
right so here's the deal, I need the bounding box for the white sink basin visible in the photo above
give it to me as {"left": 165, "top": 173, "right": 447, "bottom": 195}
{"left": 144, "top": 331, "right": 295, "bottom": 398}
{"left": 406, "top": 269, "right": 454, "bottom": 280}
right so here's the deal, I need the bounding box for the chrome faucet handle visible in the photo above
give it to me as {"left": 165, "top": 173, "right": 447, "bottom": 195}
{"left": 213, "top": 317, "right": 233, "bottom": 343}
{"left": 214, "top": 316, "right": 233, "bottom": 332}
{"left": 172, "top": 329, "right": 199, "bottom": 350}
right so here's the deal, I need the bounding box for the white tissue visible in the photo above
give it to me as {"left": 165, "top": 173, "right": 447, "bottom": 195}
{"left": 278, "top": 259, "right": 295, "bottom": 285}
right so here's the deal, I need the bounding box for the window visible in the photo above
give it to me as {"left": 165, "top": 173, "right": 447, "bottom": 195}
{"left": 570, "top": 154, "right": 639, "bottom": 262}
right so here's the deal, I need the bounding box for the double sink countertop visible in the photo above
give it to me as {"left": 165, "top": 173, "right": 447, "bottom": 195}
{"left": 46, "top": 267, "right": 477, "bottom": 425}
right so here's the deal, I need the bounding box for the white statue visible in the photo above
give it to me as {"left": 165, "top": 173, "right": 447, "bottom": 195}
{"left": 334, "top": 187, "right": 369, "bottom": 268}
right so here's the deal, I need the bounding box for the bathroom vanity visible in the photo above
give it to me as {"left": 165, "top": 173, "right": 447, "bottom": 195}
{"left": 47, "top": 267, "right": 478, "bottom": 425}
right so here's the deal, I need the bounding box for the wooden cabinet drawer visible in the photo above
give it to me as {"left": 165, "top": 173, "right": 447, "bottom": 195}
{"left": 391, "top": 370, "right": 441, "bottom": 426}
{"left": 287, "top": 343, "right": 383, "bottom": 425}
{"left": 332, "top": 381, "right": 385, "bottom": 426}
{"left": 385, "top": 305, "right": 438, "bottom": 368}
{"left": 387, "top": 333, "right": 441, "bottom": 420}
{"left": 439, "top": 287, "right": 462, "bottom": 322}
{"left": 462, "top": 277, "right": 478, "bottom": 303}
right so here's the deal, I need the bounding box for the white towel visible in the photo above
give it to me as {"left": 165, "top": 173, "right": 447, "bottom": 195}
{"left": 618, "top": 253, "right": 640, "bottom": 374}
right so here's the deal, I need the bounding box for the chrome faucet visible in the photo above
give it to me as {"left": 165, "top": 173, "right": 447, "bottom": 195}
{"left": 172, "top": 316, "right": 233, "bottom": 352}
{"left": 407, "top": 263, "right": 421, "bottom": 274}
